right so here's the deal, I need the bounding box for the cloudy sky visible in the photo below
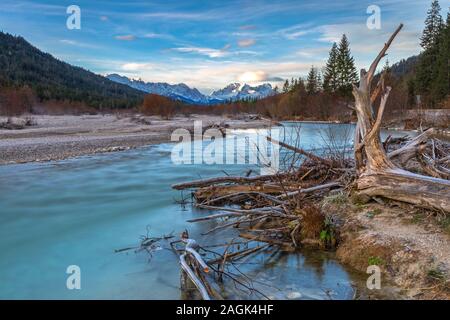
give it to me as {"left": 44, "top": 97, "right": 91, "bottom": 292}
{"left": 0, "top": 0, "right": 438, "bottom": 93}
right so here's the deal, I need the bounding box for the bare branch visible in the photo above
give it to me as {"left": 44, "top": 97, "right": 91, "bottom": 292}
{"left": 364, "top": 86, "right": 391, "bottom": 142}
{"left": 370, "top": 71, "right": 386, "bottom": 104}
{"left": 172, "top": 174, "right": 276, "bottom": 190}
{"left": 267, "top": 136, "right": 333, "bottom": 165}
{"left": 277, "top": 182, "right": 341, "bottom": 199}
{"left": 367, "top": 24, "right": 403, "bottom": 85}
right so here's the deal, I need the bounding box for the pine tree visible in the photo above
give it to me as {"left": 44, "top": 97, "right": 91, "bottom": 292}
{"left": 306, "top": 66, "right": 319, "bottom": 94}
{"left": 420, "top": 0, "right": 444, "bottom": 50}
{"left": 336, "top": 34, "right": 358, "bottom": 97}
{"left": 296, "top": 77, "right": 306, "bottom": 93}
{"left": 273, "top": 85, "right": 279, "bottom": 94}
{"left": 282, "top": 79, "right": 290, "bottom": 93}
{"left": 432, "top": 11, "right": 450, "bottom": 101}
{"left": 416, "top": 1, "right": 446, "bottom": 106}
{"left": 383, "top": 59, "right": 390, "bottom": 73}
{"left": 316, "top": 71, "right": 323, "bottom": 92}
{"left": 323, "top": 42, "right": 339, "bottom": 93}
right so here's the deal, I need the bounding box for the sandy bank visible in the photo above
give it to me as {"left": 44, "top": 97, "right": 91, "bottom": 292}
{"left": 329, "top": 197, "right": 450, "bottom": 299}
{"left": 0, "top": 114, "right": 273, "bottom": 165}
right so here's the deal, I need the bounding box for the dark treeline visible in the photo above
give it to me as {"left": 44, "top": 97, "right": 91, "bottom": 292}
{"left": 140, "top": 89, "right": 351, "bottom": 121}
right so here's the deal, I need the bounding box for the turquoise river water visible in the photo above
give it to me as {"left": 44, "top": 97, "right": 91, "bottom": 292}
{"left": 0, "top": 122, "right": 411, "bottom": 299}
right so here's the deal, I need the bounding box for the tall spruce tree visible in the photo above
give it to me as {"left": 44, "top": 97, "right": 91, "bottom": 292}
{"left": 282, "top": 79, "right": 290, "bottom": 93}
{"left": 383, "top": 59, "right": 390, "bottom": 73}
{"left": 420, "top": 0, "right": 444, "bottom": 50}
{"left": 416, "top": 0, "right": 445, "bottom": 106}
{"left": 336, "top": 34, "right": 358, "bottom": 97}
{"left": 316, "top": 71, "right": 323, "bottom": 92}
{"left": 323, "top": 42, "right": 339, "bottom": 93}
{"left": 432, "top": 11, "right": 450, "bottom": 101}
{"left": 306, "top": 66, "right": 320, "bottom": 94}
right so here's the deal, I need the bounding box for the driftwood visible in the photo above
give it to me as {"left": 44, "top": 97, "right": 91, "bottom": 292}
{"left": 278, "top": 182, "right": 341, "bottom": 199}
{"left": 172, "top": 174, "right": 277, "bottom": 190}
{"left": 180, "top": 252, "right": 211, "bottom": 300}
{"left": 194, "top": 184, "right": 288, "bottom": 202}
{"left": 207, "top": 244, "right": 269, "bottom": 264}
{"left": 267, "top": 136, "right": 333, "bottom": 165}
{"left": 352, "top": 24, "right": 450, "bottom": 213}
{"left": 169, "top": 137, "right": 351, "bottom": 262}
{"left": 388, "top": 128, "right": 436, "bottom": 166}
{"left": 174, "top": 235, "right": 269, "bottom": 300}
{"left": 417, "top": 152, "right": 450, "bottom": 180}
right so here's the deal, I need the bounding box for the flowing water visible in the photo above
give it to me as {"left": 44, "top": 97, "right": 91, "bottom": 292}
{"left": 0, "top": 122, "right": 412, "bottom": 299}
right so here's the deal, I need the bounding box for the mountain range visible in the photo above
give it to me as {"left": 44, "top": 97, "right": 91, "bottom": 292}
{"left": 106, "top": 74, "right": 275, "bottom": 105}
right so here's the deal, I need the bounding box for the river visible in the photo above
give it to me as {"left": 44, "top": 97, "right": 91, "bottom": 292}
{"left": 0, "top": 122, "right": 412, "bottom": 299}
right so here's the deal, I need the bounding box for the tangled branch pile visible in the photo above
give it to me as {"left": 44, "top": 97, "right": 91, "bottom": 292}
{"left": 117, "top": 24, "right": 449, "bottom": 300}
{"left": 172, "top": 144, "right": 353, "bottom": 251}
{"left": 168, "top": 24, "right": 450, "bottom": 299}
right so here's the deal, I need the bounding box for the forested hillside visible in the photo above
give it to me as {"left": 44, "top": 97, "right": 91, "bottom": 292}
{"left": 0, "top": 32, "right": 144, "bottom": 111}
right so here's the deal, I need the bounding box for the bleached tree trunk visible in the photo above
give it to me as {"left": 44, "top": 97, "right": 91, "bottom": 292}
{"left": 352, "top": 24, "right": 450, "bottom": 213}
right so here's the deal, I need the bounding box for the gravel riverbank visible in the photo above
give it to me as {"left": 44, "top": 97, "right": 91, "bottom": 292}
{"left": 0, "top": 114, "right": 272, "bottom": 165}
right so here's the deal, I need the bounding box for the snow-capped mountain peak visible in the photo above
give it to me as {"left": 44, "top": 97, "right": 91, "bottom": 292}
{"left": 107, "top": 74, "right": 209, "bottom": 104}
{"left": 210, "top": 83, "right": 242, "bottom": 100}
{"left": 211, "top": 83, "right": 274, "bottom": 101}
{"left": 106, "top": 74, "right": 275, "bottom": 104}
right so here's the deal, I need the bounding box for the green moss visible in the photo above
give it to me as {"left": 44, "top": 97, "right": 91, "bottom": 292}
{"left": 439, "top": 216, "right": 450, "bottom": 235}
{"left": 427, "top": 268, "right": 446, "bottom": 281}
{"left": 412, "top": 212, "right": 425, "bottom": 224}
{"left": 368, "top": 256, "right": 384, "bottom": 266}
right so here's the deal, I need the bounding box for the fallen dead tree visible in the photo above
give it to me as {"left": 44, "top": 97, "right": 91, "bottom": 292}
{"left": 351, "top": 24, "right": 450, "bottom": 213}
{"left": 171, "top": 148, "right": 347, "bottom": 253}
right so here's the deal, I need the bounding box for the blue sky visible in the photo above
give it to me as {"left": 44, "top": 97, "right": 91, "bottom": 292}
{"left": 0, "top": 0, "right": 441, "bottom": 93}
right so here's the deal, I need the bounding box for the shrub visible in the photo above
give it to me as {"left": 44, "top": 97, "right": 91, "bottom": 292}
{"left": 0, "top": 86, "right": 35, "bottom": 116}
{"left": 140, "top": 94, "right": 176, "bottom": 119}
